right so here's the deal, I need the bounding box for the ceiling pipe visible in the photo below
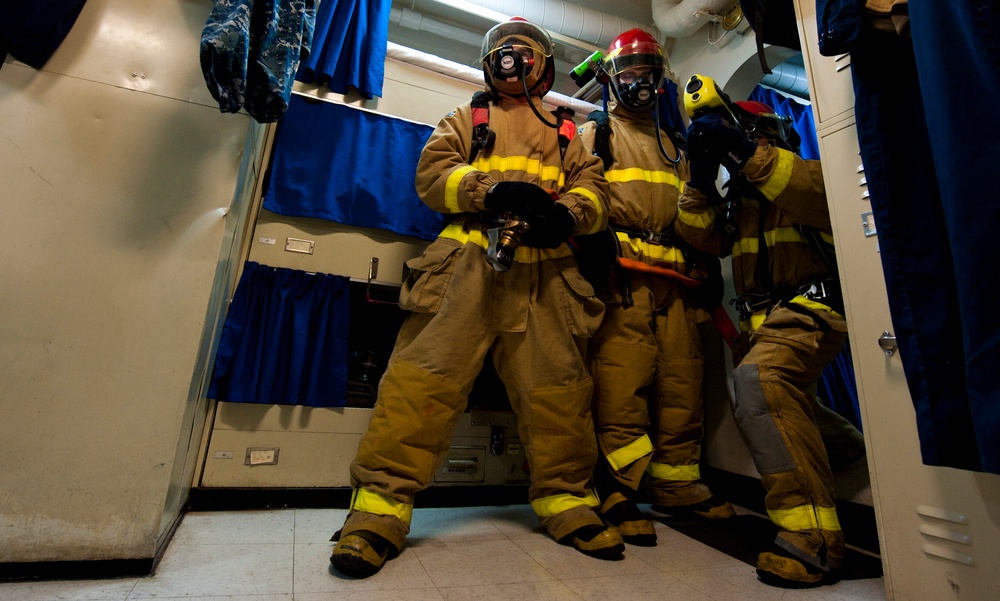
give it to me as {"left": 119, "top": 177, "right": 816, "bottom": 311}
{"left": 390, "top": 7, "right": 483, "bottom": 48}
{"left": 761, "top": 61, "right": 811, "bottom": 99}
{"left": 385, "top": 42, "right": 602, "bottom": 115}
{"left": 433, "top": 0, "right": 655, "bottom": 51}
{"left": 652, "top": 0, "right": 734, "bottom": 39}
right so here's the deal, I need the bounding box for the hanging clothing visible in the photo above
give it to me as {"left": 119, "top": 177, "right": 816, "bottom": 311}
{"left": 846, "top": 3, "right": 999, "bottom": 474}
{"left": 748, "top": 85, "right": 820, "bottom": 161}
{"left": 263, "top": 94, "right": 446, "bottom": 241}
{"left": 200, "top": 0, "right": 318, "bottom": 123}
{"left": 208, "top": 261, "right": 350, "bottom": 408}
{"left": 296, "top": 0, "right": 391, "bottom": 99}
{"left": 0, "top": 0, "right": 88, "bottom": 69}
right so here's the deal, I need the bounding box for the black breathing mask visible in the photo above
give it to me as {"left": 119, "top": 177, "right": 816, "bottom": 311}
{"left": 492, "top": 44, "right": 525, "bottom": 82}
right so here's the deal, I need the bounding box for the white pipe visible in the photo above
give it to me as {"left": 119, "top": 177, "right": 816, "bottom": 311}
{"left": 390, "top": 7, "right": 483, "bottom": 48}
{"left": 434, "top": 0, "right": 655, "bottom": 50}
{"left": 386, "top": 42, "right": 602, "bottom": 115}
{"left": 652, "top": 0, "right": 733, "bottom": 39}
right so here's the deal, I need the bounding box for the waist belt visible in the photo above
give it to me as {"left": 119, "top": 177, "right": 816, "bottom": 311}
{"left": 733, "top": 277, "right": 841, "bottom": 321}
{"left": 613, "top": 225, "right": 677, "bottom": 246}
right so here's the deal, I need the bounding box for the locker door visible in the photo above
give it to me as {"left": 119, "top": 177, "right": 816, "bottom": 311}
{"left": 821, "top": 120, "right": 1000, "bottom": 600}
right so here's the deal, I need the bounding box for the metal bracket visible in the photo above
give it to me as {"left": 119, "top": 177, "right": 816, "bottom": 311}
{"left": 365, "top": 257, "right": 399, "bottom": 305}
{"left": 878, "top": 330, "right": 897, "bottom": 357}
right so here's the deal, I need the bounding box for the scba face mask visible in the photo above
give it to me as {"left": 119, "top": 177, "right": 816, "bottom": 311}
{"left": 613, "top": 68, "right": 662, "bottom": 111}
{"left": 481, "top": 20, "right": 554, "bottom": 97}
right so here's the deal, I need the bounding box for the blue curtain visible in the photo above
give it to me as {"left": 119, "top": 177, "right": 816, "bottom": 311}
{"left": 209, "top": 261, "right": 350, "bottom": 408}
{"left": 296, "top": 0, "right": 391, "bottom": 99}
{"left": 263, "top": 94, "right": 446, "bottom": 241}
{"left": 748, "top": 85, "right": 820, "bottom": 160}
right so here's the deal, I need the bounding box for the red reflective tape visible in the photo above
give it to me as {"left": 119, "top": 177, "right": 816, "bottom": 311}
{"left": 472, "top": 107, "right": 489, "bottom": 127}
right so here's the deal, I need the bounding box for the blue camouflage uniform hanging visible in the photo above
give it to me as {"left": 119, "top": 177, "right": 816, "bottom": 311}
{"left": 200, "top": 0, "right": 318, "bottom": 123}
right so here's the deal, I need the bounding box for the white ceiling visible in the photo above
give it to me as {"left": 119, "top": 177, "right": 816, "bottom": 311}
{"left": 387, "top": 0, "right": 659, "bottom": 100}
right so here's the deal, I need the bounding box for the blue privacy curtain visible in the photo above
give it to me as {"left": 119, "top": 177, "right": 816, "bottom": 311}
{"left": 296, "top": 0, "right": 391, "bottom": 99}
{"left": 263, "top": 94, "right": 446, "bottom": 241}
{"left": 209, "top": 261, "right": 350, "bottom": 407}
{"left": 748, "top": 85, "right": 820, "bottom": 160}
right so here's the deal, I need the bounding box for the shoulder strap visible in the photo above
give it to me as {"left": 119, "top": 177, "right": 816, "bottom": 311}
{"left": 586, "top": 110, "right": 613, "bottom": 170}
{"left": 469, "top": 91, "right": 495, "bottom": 164}
{"left": 553, "top": 105, "right": 577, "bottom": 161}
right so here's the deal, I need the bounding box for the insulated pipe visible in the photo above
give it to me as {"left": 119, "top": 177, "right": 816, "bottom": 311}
{"left": 386, "top": 42, "right": 602, "bottom": 116}
{"left": 436, "top": 0, "right": 655, "bottom": 49}
{"left": 761, "top": 61, "right": 811, "bottom": 99}
{"left": 651, "top": 0, "right": 734, "bottom": 39}
{"left": 390, "top": 7, "right": 483, "bottom": 49}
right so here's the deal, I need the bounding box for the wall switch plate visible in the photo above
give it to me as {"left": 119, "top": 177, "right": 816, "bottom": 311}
{"left": 285, "top": 237, "right": 315, "bottom": 254}
{"left": 245, "top": 447, "right": 279, "bottom": 466}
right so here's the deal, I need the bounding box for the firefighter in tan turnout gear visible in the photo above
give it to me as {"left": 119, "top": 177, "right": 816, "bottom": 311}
{"left": 575, "top": 30, "right": 734, "bottom": 548}
{"left": 330, "top": 17, "right": 619, "bottom": 578}
{"left": 676, "top": 96, "right": 849, "bottom": 588}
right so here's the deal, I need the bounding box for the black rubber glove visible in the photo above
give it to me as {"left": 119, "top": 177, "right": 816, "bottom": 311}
{"left": 484, "top": 181, "right": 555, "bottom": 222}
{"left": 686, "top": 146, "right": 722, "bottom": 196}
{"left": 521, "top": 204, "right": 576, "bottom": 248}
{"left": 687, "top": 114, "right": 758, "bottom": 173}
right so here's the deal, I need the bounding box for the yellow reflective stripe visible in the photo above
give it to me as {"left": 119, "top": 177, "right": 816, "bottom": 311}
{"left": 605, "top": 168, "right": 682, "bottom": 189}
{"left": 677, "top": 207, "right": 714, "bottom": 229}
{"left": 445, "top": 165, "right": 477, "bottom": 213}
{"left": 472, "top": 155, "right": 563, "bottom": 185}
{"left": 790, "top": 295, "right": 844, "bottom": 320}
{"left": 820, "top": 231, "right": 834, "bottom": 245}
{"left": 530, "top": 490, "right": 601, "bottom": 517}
{"left": 438, "top": 222, "right": 574, "bottom": 262}
{"left": 758, "top": 149, "right": 795, "bottom": 201}
{"left": 351, "top": 488, "right": 414, "bottom": 526}
{"left": 768, "top": 505, "right": 841, "bottom": 532}
{"left": 568, "top": 186, "right": 605, "bottom": 234}
{"left": 741, "top": 311, "right": 769, "bottom": 332}
{"left": 615, "top": 231, "right": 686, "bottom": 263}
{"left": 606, "top": 435, "right": 653, "bottom": 471}
{"left": 732, "top": 227, "right": 805, "bottom": 257}
{"left": 646, "top": 462, "right": 701, "bottom": 481}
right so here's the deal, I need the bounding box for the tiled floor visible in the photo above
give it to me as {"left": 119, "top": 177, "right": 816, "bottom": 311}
{"left": 0, "top": 505, "right": 887, "bottom": 600}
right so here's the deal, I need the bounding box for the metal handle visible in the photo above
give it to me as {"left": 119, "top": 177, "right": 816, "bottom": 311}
{"left": 878, "top": 331, "right": 897, "bottom": 357}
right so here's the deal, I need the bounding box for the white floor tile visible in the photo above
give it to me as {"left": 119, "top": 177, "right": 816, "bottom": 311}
{"left": 625, "top": 522, "right": 746, "bottom": 573}
{"left": 293, "top": 542, "right": 435, "bottom": 594}
{"left": 170, "top": 510, "right": 295, "bottom": 546}
{"left": 438, "top": 580, "right": 583, "bottom": 601}
{"left": 482, "top": 504, "right": 544, "bottom": 540}
{"left": 295, "top": 589, "right": 445, "bottom": 601}
{"left": 408, "top": 506, "right": 508, "bottom": 543}
{"left": 293, "top": 508, "right": 350, "bottom": 544}
{"left": 565, "top": 571, "right": 715, "bottom": 601}
{"left": 0, "top": 578, "right": 137, "bottom": 601}
{"left": 671, "top": 563, "right": 886, "bottom": 601}
{"left": 512, "top": 535, "right": 659, "bottom": 579}
{"left": 127, "top": 543, "right": 293, "bottom": 598}
{"left": 411, "top": 538, "right": 556, "bottom": 588}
